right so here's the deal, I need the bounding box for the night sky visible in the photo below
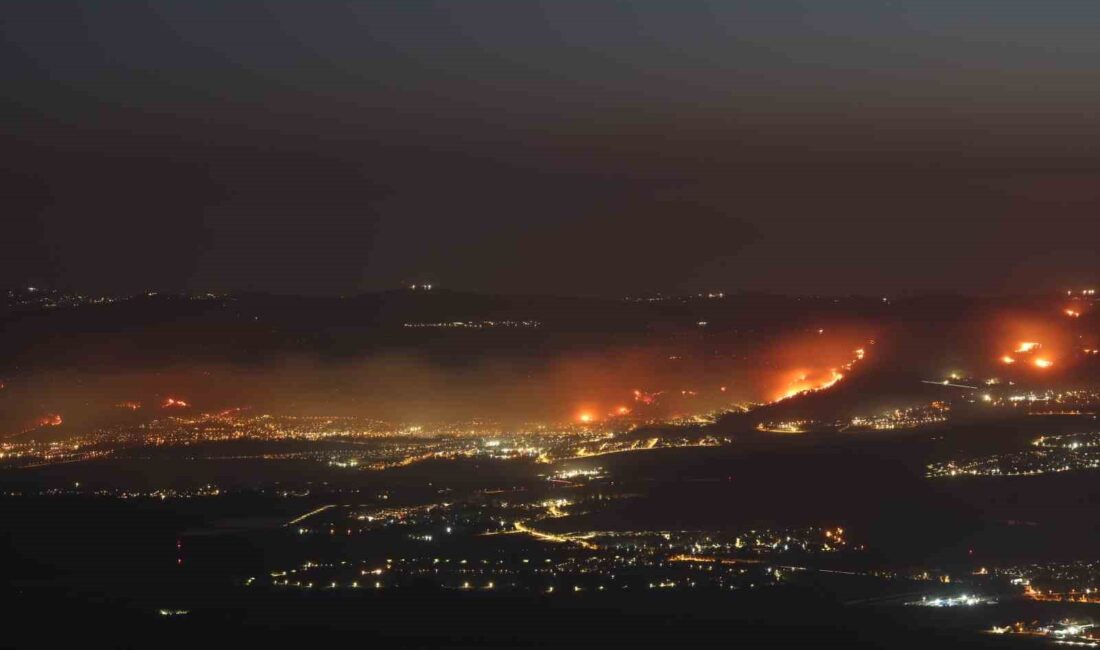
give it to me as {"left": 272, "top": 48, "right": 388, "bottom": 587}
{"left": 3, "top": 1, "right": 1099, "bottom": 297}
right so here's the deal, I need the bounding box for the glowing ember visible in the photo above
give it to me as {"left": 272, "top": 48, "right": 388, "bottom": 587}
{"left": 1000, "top": 355, "right": 1016, "bottom": 364}
{"left": 1065, "top": 309, "right": 1081, "bottom": 318}
{"left": 1015, "top": 342, "right": 1040, "bottom": 353}
{"left": 163, "top": 398, "right": 189, "bottom": 408}
{"left": 1033, "top": 358, "right": 1054, "bottom": 369}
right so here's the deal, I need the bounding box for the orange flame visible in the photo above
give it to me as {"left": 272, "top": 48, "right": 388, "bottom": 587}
{"left": 36, "top": 414, "right": 63, "bottom": 427}
{"left": 772, "top": 368, "right": 845, "bottom": 402}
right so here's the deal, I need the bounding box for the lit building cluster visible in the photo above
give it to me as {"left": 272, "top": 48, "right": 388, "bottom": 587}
{"left": 847, "top": 401, "right": 950, "bottom": 430}
{"left": 257, "top": 499, "right": 858, "bottom": 596}
{"left": 756, "top": 401, "right": 950, "bottom": 435}
{"left": 402, "top": 320, "right": 540, "bottom": 329}
{"left": 4, "top": 287, "right": 226, "bottom": 311}
{"left": 997, "top": 388, "right": 1100, "bottom": 415}
{"left": 755, "top": 420, "right": 816, "bottom": 434}
{"left": 0, "top": 486, "right": 229, "bottom": 501}
{"left": 920, "top": 384, "right": 1100, "bottom": 416}
{"left": 624, "top": 291, "right": 725, "bottom": 302}
{"left": 1032, "top": 431, "right": 1100, "bottom": 450}
{"left": 552, "top": 433, "right": 726, "bottom": 462}
{"left": 989, "top": 619, "right": 1098, "bottom": 645}
{"left": 992, "top": 560, "right": 1100, "bottom": 604}
{"left": 0, "top": 405, "right": 736, "bottom": 473}
{"left": 237, "top": 470, "right": 873, "bottom": 601}
{"left": 5, "top": 286, "right": 120, "bottom": 311}
{"left": 928, "top": 439, "right": 1100, "bottom": 478}
{"left": 906, "top": 594, "right": 996, "bottom": 607}
{"left": 546, "top": 467, "right": 607, "bottom": 483}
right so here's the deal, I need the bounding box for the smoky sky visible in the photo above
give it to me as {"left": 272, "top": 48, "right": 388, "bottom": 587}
{"left": 3, "top": 1, "right": 1099, "bottom": 296}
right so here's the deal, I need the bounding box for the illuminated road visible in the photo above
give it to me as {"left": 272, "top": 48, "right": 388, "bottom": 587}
{"left": 512, "top": 520, "right": 599, "bottom": 550}
{"left": 286, "top": 504, "right": 336, "bottom": 526}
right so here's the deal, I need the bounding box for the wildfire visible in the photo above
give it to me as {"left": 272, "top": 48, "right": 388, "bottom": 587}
{"left": 115, "top": 401, "right": 142, "bottom": 410}
{"left": 1065, "top": 309, "right": 1081, "bottom": 318}
{"left": 769, "top": 343, "right": 868, "bottom": 403}
{"left": 614, "top": 406, "right": 630, "bottom": 416}
{"left": 773, "top": 368, "right": 845, "bottom": 402}
{"left": 36, "top": 414, "right": 63, "bottom": 428}
{"left": 163, "top": 398, "right": 189, "bottom": 408}
{"left": 999, "top": 334, "right": 1064, "bottom": 371}
{"left": 1000, "top": 346, "right": 1055, "bottom": 370}
{"left": 577, "top": 412, "right": 594, "bottom": 424}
